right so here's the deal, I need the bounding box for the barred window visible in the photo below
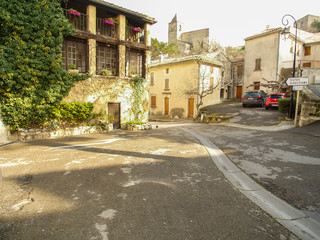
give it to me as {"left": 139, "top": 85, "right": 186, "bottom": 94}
{"left": 62, "top": 38, "right": 87, "bottom": 73}
{"left": 96, "top": 43, "right": 118, "bottom": 75}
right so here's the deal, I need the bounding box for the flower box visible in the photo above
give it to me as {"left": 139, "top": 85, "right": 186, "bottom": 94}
{"left": 70, "top": 10, "right": 80, "bottom": 16}
{"left": 133, "top": 27, "right": 141, "bottom": 32}
{"left": 104, "top": 19, "right": 114, "bottom": 25}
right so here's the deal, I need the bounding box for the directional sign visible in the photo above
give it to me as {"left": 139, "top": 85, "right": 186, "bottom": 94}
{"left": 286, "top": 78, "right": 308, "bottom": 86}
{"left": 293, "top": 86, "right": 303, "bottom": 91}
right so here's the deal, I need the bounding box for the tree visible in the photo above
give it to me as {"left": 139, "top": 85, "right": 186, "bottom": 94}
{"left": 151, "top": 38, "right": 179, "bottom": 59}
{"left": 312, "top": 19, "right": 320, "bottom": 32}
{"left": 176, "top": 60, "right": 221, "bottom": 116}
{"left": 0, "top": 0, "right": 89, "bottom": 132}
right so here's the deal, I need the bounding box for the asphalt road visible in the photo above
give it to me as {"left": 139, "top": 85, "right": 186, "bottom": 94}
{"left": 1, "top": 101, "right": 319, "bottom": 239}
{"left": 1, "top": 127, "right": 297, "bottom": 239}
{"left": 200, "top": 101, "right": 320, "bottom": 222}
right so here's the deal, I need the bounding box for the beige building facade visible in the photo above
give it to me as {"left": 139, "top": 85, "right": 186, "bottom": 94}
{"left": 149, "top": 56, "right": 222, "bottom": 118}
{"left": 244, "top": 26, "right": 320, "bottom": 93}
{"left": 61, "top": 0, "right": 156, "bottom": 127}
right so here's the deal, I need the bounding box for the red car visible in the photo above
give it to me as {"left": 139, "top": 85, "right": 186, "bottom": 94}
{"left": 265, "top": 93, "right": 287, "bottom": 109}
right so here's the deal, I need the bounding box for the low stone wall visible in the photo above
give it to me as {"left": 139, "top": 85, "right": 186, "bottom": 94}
{"left": 299, "top": 101, "right": 320, "bottom": 126}
{"left": 121, "top": 123, "right": 152, "bottom": 131}
{"left": 18, "top": 124, "right": 113, "bottom": 142}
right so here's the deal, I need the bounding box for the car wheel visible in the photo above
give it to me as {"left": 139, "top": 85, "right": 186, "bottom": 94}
{"left": 242, "top": 104, "right": 246, "bottom": 107}
{"left": 265, "top": 106, "right": 269, "bottom": 110}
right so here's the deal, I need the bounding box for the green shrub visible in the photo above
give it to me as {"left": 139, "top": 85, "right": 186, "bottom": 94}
{"left": 50, "top": 102, "right": 94, "bottom": 126}
{"left": 278, "top": 98, "right": 296, "bottom": 114}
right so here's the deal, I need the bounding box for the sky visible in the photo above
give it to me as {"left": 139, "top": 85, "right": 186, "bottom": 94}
{"left": 105, "top": 0, "right": 320, "bottom": 47}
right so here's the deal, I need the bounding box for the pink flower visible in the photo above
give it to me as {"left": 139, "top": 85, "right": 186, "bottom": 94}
{"left": 105, "top": 19, "right": 114, "bottom": 25}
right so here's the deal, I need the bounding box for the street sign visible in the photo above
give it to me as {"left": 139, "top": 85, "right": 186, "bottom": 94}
{"left": 286, "top": 78, "right": 308, "bottom": 86}
{"left": 293, "top": 86, "right": 303, "bottom": 91}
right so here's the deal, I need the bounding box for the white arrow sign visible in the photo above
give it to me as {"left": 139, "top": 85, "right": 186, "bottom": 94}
{"left": 286, "top": 78, "right": 308, "bottom": 86}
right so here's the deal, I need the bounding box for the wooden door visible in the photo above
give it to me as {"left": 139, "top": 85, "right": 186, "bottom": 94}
{"left": 188, "top": 98, "right": 194, "bottom": 118}
{"left": 236, "top": 86, "right": 242, "bottom": 99}
{"left": 108, "top": 102, "right": 121, "bottom": 129}
{"left": 164, "top": 97, "right": 169, "bottom": 115}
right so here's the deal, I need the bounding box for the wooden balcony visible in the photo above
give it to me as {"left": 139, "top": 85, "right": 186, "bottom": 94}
{"left": 96, "top": 18, "right": 118, "bottom": 38}
{"left": 63, "top": 9, "right": 88, "bottom": 32}
{"left": 126, "top": 26, "right": 144, "bottom": 43}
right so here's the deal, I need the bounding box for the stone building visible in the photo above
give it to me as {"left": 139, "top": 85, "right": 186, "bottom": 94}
{"left": 61, "top": 0, "right": 156, "bottom": 128}
{"left": 168, "top": 14, "right": 209, "bottom": 55}
{"left": 297, "top": 15, "right": 320, "bottom": 33}
{"left": 149, "top": 55, "right": 222, "bottom": 118}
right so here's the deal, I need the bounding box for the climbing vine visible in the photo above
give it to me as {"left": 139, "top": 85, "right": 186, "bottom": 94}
{"left": 0, "top": 0, "right": 90, "bottom": 132}
{"left": 130, "top": 75, "right": 145, "bottom": 122}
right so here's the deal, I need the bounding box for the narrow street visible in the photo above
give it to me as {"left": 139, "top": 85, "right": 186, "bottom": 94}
{"left": 1, "top": 101, "right": 320, "bottom": 239}
{"left": 1, "top": 125, "right": 298, "bottom": 240}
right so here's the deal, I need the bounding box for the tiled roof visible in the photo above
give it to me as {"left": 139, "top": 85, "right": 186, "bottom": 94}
{"left": 245, "top": 27, "right": 320, "bottom": 45}
{"left": 244, "top": 27, "right": 283, "bottom": 41}
{"left": 150, "top": 55, "right": 223, "bottom": 68}
{"left": 89, "top": 0, "right": 157, "bottom": 24}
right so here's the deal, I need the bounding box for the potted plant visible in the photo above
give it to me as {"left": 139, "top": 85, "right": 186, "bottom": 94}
{"left": 101, "top": 69, "right": 112, "bottom": 76}
{"left": 68, "top": 64, "right": 79, "bottom": 74}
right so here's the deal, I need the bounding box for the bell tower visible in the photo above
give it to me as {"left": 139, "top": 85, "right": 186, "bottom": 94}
{"left": 168, "top": 14, "right": 183, "bottom": 45}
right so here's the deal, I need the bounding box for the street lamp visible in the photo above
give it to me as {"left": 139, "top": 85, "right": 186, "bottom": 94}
{"left": 281, "top": 14, "right": 297, "bottom": 120}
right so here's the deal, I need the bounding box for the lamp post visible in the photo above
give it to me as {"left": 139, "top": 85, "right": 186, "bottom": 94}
{"left": 281, "top": 14, "right": 297, "bottom": 120}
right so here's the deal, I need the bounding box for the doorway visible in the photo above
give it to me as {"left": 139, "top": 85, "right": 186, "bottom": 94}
{"left": 108, "top": 102, "right": 121, "bottom": 129}
{"left": 188, "top": 98, "right": 194, "bottom": 118}
{"left": 236, "top": 86, "right": 242, "bottom": 99}
{"left": 164, "top": 97, "right": 169, "bottom": 115}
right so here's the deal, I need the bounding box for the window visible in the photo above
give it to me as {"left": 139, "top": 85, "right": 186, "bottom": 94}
{"left": 255, "top": 58, "right": 261, "bottom": 71}
{"left": 150, "top": 72, "right": 155, "bottom": 85}
{"left": 96, "top": 43, "right": 118, "bottom": 75}
{"left": 126, "top": 50, "right": 144, "bottom": 77}
{"left": 166, "top": 68, "right": 169, "bottom": 74}
{"left": 151, "top": 96, "right": 156, "bottom": 107}
{"left": 165, "top": 78, "right": 169, "bottom": 89}
{"left": 305, "top": 46, "right": 311, "bottom": 56}
{"left": 237, "top": 65, "right": 244, "bottom": 78}
{"left": 254, "top": 82, "right": 260, "bottom": 90}
{"left": 62, "top": 38, "right": 87, "bottom": 73}
{"left": 303, "top": 62, "right": 311, "bottom": 68}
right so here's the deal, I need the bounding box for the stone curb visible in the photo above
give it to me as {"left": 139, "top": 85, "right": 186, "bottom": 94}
{"left": 181, "top": 127, "right": 320, "bottom": 240}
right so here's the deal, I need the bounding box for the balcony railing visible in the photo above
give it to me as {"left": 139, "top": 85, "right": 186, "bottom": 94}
{"left": 63, "top": 9, "right": 87, "bottom": 32}
{"left": 96, "top": 18, "right": 118, "bottom": 38}
{"left": 126, "top": 26, "right": 145, "bottom": 43}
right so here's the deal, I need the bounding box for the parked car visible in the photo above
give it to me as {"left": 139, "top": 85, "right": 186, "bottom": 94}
{"left": 265, "top": 93, "right": 287, "bottom": 109}
{"left": 242, "top": 90, "right": 267, "bottom": 107}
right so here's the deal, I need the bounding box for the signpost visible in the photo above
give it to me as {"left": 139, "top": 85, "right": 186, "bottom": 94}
{"left": 286, "top": 78, "right": 309, "bottom": 126}
{"left": 286, "top": 78, "right": 308, "bottom": 86}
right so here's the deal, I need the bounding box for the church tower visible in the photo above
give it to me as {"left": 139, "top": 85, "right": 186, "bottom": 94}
{"left": 168, "top": 14, "right": 183, "bottom": 45}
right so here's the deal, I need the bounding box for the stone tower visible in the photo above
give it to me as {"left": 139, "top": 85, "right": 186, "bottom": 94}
{"left": 168, "top": 14, "right": 183, "bottom": 45}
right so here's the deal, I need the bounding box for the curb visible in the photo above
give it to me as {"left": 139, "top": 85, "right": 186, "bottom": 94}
{"left": 181, "top": 127, "right": 320, "bottom": 240}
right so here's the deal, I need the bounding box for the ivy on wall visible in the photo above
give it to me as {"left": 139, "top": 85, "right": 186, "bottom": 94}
{"left": 0, "top": 0, "right": 90, "bottom": 132}
{"left": 130, "top": 76, "right": 145, "bottom": 122}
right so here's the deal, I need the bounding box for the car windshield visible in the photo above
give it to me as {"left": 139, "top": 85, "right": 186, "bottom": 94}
{"left": 244, "top": 92, "right": 259, "bottom": 97}
{"left": 269, "top": 95, "right": 284, "bottom": 99}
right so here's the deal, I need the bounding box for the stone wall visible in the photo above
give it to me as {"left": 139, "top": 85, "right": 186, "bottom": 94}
{"left": 298, "top": 87, "right": 320, "bottom": 126}
{"left": 0, "top": 118, "right": 8, "bottom": 144}
{"left": 64, "top": 76, "right": 149, "bottom": 123}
